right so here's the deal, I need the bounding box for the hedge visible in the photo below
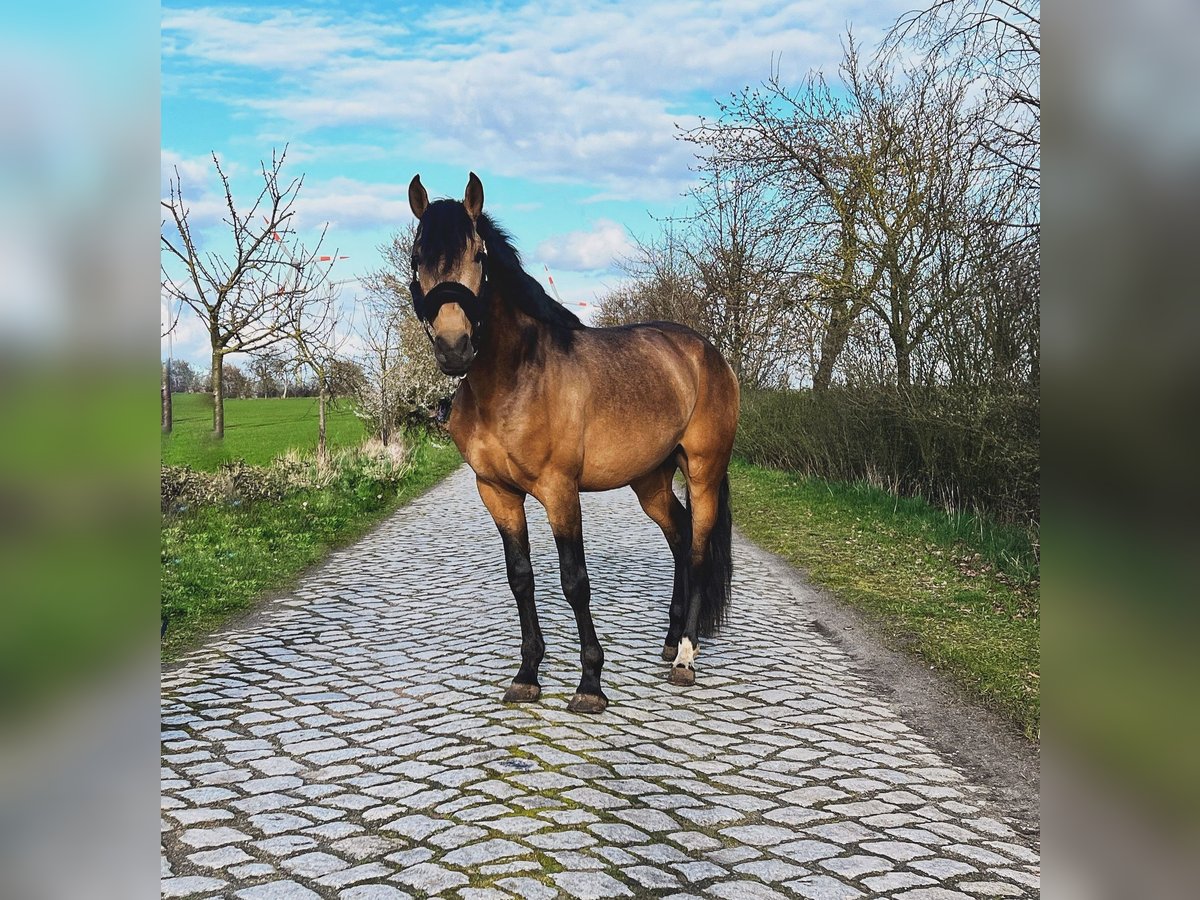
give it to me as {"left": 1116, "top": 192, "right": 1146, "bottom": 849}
{"left": 735, "top": 386, "right": 1039, "bottom": 524}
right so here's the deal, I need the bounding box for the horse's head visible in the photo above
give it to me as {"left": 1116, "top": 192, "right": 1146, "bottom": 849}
{"left": 407, "top": 172, "right": 489, "bottom": 376}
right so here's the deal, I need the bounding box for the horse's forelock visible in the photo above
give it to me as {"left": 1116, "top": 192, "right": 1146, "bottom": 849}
{"left": 418, "top": 200, "right": 475, "bottom": 271}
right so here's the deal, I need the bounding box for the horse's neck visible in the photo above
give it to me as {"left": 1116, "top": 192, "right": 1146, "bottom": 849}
{"left": 464, "top": 298, "right": 543, "bottom": 404}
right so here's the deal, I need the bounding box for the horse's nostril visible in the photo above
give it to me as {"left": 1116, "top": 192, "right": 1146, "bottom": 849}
{"left": 453, "top": 334, "right": 470, "bottom": 356}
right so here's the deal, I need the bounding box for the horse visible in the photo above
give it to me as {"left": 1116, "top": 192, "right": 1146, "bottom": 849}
{"left": 407, "top": 172, "right": 739, "bottom": 713}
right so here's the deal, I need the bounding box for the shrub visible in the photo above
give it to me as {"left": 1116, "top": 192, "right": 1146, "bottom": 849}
{"left": 160, "top": 461, "right": 293, "bottom": 513}
{"left": 161, "top": 436, "right": 415, "bottom": 515}
{"left": 736, "top": 387, "right": 1039, "bottom": 524}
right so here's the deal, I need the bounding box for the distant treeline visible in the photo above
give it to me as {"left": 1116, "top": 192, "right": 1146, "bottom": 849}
{"left": 164, "top": 357, "right": 363, "bottom": 400}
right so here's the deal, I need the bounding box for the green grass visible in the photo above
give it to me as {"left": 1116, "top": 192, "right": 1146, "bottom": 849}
{"left": 729, "top": 457, "right": 1040, "bottom": 739}
{"left": 162, "top": 393, "right": 368, "bottom": 470}
{"left": 161, "top": 434, "right": 462, "bottom": 659}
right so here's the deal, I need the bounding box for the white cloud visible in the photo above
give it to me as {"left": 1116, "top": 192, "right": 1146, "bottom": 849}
{"left": 163, "top": 1, "right": 911, "bottom": 199}
{"left": 161, "top": 149, "right": 216, "bottom": 196}
{"left": 535, "top": 219, "right": 633, "bottom": 273}
{"left": 161, "top": 8, "right": 407, "bottom": 71}
{"left": 292, "top": 176, "right": 414, "bottom": 233}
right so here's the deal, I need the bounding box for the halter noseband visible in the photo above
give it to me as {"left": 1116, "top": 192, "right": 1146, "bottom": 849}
{"left": 410, "top": 250, "right": 490, "bottom": 345}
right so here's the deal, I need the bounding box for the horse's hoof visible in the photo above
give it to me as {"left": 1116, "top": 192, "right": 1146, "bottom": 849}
{"left": 661, "top": 644, "right": 677, "bottom": 662}
{"left": 503, "top": 682, "right": 541, "bottom": 703}
{"left": 668, "top": 664, "right": 696, "bottom": 687}
{"left": 567, "top": 692, "right": 608, "bottom": 714}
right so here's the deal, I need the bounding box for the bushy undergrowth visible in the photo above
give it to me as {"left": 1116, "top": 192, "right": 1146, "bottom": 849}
{"left": 161, "top": 438, "right": 413, "bottom": 515}
{"left": 736, "top": 387, "right": 1039, "bottom": 525}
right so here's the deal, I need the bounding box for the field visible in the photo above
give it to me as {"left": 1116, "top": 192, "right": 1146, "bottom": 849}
{"left": 729, "top": 458, "right": 1040, "bottom": 738}
{"left": 162, "top": 392, "right": 368, "bottom": 470}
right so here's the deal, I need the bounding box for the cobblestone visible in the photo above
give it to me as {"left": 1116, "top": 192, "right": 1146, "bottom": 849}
{"left": 161, "top": 875, "right": 227, "bottom": 897}
{"left": 337, "top": 887, "right": 411, "bottom": 900}
{"left": 162, "top": 466, "right": 1040, "bottom": 897}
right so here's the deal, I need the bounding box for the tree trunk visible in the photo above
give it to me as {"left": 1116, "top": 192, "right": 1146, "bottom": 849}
{"left": 211, "top": 349, "right": 225, "bottom": 438}
{"left": 317, "top": 381, "right": 328, "bottom": 464}
{"left": 379, "top": 385, "right": 390, "bottom": 446}
{"left": 813, "top": 304, "right": 853, "bottom": 392}
{"left": 893, "top": 335, "right": 912, "bottom": 389}
{"left": 161, "top": 359, "right": 173, "bottom": 434}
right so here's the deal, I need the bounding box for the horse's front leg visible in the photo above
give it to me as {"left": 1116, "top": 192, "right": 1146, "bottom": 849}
{"left": 543, "top": 489, "right": 607, "bottom": 713}
{"left": 477, "top": 478, "right": 544, "bottom": 702}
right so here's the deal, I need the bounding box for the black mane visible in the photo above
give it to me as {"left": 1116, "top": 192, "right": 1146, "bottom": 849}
{"left": 418, "top": 199, "right": 584, "bottom": 334}
{"left": 478, "top": 214, "right": 584, "bottom": 333}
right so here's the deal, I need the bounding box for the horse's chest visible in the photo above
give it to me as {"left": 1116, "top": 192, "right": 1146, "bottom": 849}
{"left": 450, "top": 407, "right": 546, "bottom": 490}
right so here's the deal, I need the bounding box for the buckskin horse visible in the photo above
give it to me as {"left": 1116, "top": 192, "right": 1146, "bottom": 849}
{"left": 407, "top": 173, "right": 739, "bottom": 713}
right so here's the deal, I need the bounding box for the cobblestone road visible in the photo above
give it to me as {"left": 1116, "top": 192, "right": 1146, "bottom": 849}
{"left": 162, "top": 465, "right": 1040, "bottom": 900}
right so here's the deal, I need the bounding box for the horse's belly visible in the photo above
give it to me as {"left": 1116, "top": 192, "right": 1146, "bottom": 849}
{"left": 578, "top": 430, "right": 681, "bottom": 491}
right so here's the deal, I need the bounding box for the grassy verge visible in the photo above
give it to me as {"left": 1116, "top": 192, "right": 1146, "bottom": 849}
{"left": 728, "top": 457, "right": 1040, "bottom": 739}
{"left": 163, "top": 393, "right": 368, "bottom": 470}
{"left": 161, "top": 435, "right": 462, "bottom": 659}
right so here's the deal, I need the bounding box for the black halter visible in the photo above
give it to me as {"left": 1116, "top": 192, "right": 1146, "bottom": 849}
{"left": 410, "top": 251, "right": 490, "bottom": 347}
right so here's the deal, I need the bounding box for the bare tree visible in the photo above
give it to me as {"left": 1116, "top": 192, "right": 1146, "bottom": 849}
{"left": 880, "top": 0, "right": 1040, "bottom": 386}
{"left": 327, "top": 358, "right": 366, "bottom": 400}
{"left": 217, "top": 363, "right": 253, "bottom": 399}
{"left": 247, "top": 353, "right": 290, "bottom": 398}
{"left": 168, "top": 359, "right": 200, "bottom": 394}
{"left": 597, "top": 221, "right": 703, "bottom": 331}
{"left": 683, "top": 49, "right": 886, "bottom": 390}
{"left": 684, "top": 38, "right": 1032, "bottom": 390}
{"left": 161, "top": 300, "right": 184, "bottom": 433}
{"left": 678, "top": 166, "right": 807, "bottom": 388}
{"left": 598, "top": 170, "right": 809, "bottom": 390}
{"left": 881, "top": 0, "right": 1039, "bottom": 201}
{"left": 161, "top": 148, "right": 335, "bottom": 437}
{"left": 848, "top": 55, "right": 990, "bottom": 387}
{"left": 281, "top": 283, "right": 352, "bottom": 463}
{"left": 355, "top": 290, "right": 404, "bottom": 445}
{"left": 161, "top": 359, "right": 172, "bottom": 434}
{"left": 925, "top": 219, "right": 1039, "bottom": 386}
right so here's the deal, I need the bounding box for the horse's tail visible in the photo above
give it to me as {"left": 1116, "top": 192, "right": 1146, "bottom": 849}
{"left": 691, "top": 474, "right": 732, "bottom": 639}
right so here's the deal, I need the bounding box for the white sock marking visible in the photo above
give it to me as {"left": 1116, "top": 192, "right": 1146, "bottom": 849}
{"left": 674, "top": 637, "right": 697, "bottom": 668}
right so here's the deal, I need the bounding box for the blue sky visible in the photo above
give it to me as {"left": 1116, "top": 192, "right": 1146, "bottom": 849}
{"left": 162, "top": 0, "right": 906, "bottom": 366}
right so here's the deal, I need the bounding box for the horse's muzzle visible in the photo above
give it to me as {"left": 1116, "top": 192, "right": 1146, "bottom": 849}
{"left": 434, "top": 333, "right": 474, "bottom": 376}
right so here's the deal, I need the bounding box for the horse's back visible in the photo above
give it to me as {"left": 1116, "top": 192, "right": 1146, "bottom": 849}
{"left": 578, "top": 321, "right": 725, "bottom": 380}
{"left": 572, "top": 320, "right": 717, "bottom": 408}
{"left": 585, "top": 321, "right": 738, "bottom": 407}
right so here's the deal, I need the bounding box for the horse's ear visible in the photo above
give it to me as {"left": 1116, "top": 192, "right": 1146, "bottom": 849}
{"left": 408, "top": 174, "right": 429, "bottom": 219}
{"left": 464, "top": 172, "right": 484, "bottom": 219}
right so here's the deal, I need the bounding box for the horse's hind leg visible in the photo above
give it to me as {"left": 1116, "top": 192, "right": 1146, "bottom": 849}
{"left": 630, "top": 462, "right": 690, "bottom": 661}
{"left": 668, "top": 465, "right": 733, "bottom": 688}
{"left": 476, "top": 478, "right": 544, "bottom": 703}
